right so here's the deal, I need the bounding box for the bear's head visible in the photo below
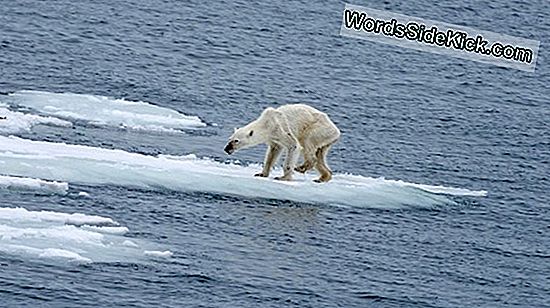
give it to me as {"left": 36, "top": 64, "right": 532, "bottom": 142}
{"left": 225, "top": 107, "right": 280, "bottom": 155}
{"left": 224, "top": 125, "right": 263, "bottom": 155}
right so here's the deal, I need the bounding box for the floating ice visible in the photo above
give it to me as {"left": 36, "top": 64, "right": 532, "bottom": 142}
{"left": 0, "top": 136, "right": 486, "bottom": 208}
{"left": 78, "top": 191, "right": 91, "bottom": 198}
{"left": 122, "top": 240, "right": 139, "bottom": 248}
{"left": 0, "top": 106, "right": 72, "bottom": 134}
{"left": 38, "top": 248, "right": 92, "bottom": 263}
{"left": 80, "top": 225, "right": 130, "bottom": 235}
{"left": 0, "top": 207, "right": 115, "bottom": 226}
{"left": 144, "top": 250, "right": 174, "bottom": 258}
{"left": 4, "top": 90, "right": 206, "bottom": 132}
{"left": 0, "top": 175, "right": 68, "bottom": 195}
{"left": 0, "top": 207, "right": 171, "bottom": 263}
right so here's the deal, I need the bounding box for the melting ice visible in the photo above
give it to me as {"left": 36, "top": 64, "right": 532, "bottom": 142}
{"left": 0, "top": 136, "right": 486, "bottom": 209}
{"left": 0, "top": 207, "right": 172, "bottom": 263}
{"left": 3, "top": 90, "right": 206, "bottom": 132}
{"left": 0, "top": 175, "right": 68, "bottom": 195}
{"left": 0, "top": 105, "right": 71, "bottom": 134}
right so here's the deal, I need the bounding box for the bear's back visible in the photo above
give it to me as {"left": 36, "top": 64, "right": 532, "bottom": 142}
{"left": 275, "top": 104, "right": 332, "bottom": 134}
{"left": 276, "top": 103, "right": 321, "bottom": 116}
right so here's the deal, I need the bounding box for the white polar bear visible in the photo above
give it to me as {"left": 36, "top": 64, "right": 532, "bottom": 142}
{"left": 224, "top": 104, "right": 340, "bottom": 182}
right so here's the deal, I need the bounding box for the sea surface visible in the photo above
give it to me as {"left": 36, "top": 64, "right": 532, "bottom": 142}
{"left": 0, "top": 0, "right": 549, "bottom": 307}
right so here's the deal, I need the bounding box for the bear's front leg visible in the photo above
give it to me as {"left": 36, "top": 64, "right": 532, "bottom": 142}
{"left": 274, "top": 144, "right": 299, "bottom": 181}
{"left": 255, "top": 144, "right": 281, "bottom": 177}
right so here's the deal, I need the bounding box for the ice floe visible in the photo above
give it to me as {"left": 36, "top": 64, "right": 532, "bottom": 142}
{"left": 0, "top": 175, "right": 68, "bottom": 195}
{"left": 80, "top": 225, "right": 130, "bottom": 235}
{"left": 0, "top": 207, "right": 114, "bottom": 226}
{"left": 0, "top": 207, "right": 172, "bottom": 263}
{"left": 78, "top": 191, "right": 91, "bottom": 198}
{"left": 4, "top": 90, "right": 206, "bottom": 132}
{"left": 0, "top": 106, "right": 71, "bottom": 134}
{"left": 144, "top": 250, "right": 174, "bottom": 258}
{"left": 0, "top": 136, "right": 486, "bottom": 208}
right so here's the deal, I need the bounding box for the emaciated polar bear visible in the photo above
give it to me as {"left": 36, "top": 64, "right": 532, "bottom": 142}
{"left": 224, "top": 104, "right": 340, "bottom": 182}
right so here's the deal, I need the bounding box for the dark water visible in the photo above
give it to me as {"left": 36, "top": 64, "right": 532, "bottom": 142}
{"left": 1, "top": 0, "right": 549, "bottom": 307}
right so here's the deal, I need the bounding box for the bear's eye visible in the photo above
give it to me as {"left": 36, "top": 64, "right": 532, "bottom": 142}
{"left": 234, "top": 139, "right": 240, "bottom": 144}
{"left": 249, "top": 130, "right": 254, "bottom": 137}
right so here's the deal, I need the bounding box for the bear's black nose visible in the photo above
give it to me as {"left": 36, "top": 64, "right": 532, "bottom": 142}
{"left": 224, "top": 142, "right": 234, "bottom": 155}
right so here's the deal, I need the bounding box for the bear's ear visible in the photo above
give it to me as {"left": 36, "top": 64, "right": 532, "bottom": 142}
{"left": 249, "top": 130, "right": 254, "bottom": 137}
{"left": 233, "top": 127, "right": 238, "bottom": 133}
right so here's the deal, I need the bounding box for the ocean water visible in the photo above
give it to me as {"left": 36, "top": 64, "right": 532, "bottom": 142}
{"left": 0, "top": 0, "right": 549, "bottom": 307}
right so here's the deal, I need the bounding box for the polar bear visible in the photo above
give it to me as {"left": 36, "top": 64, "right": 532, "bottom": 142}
{"left": 224, "top": 104, "right": 340, "bottom": 182}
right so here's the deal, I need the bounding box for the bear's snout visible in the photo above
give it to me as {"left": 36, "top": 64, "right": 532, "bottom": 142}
{"left": 224, "top": 142, "right": 234, "bottom": 155}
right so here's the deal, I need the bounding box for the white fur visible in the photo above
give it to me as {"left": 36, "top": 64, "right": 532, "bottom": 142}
{"left": 225, "top": 104, "right": 340, "bottom": 182}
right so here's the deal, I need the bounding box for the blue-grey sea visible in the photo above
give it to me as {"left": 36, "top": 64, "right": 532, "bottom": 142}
{"left": 0, "top": 0, "right": 549, "bottom": 307}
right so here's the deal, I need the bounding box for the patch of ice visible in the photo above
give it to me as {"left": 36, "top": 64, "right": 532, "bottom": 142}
{"left": 144, "top": 250, "right": 173, "bottom": 258}
{"left": 122, "top": 240, "right": 139, "bottom": 248}
{"left": 0, "top": 175, "right": 68, "bottom": 195}
{"left": 5, "top": 90, "right": 205, "bottom": 132}
{"left": 38, "top": 248, "right": 92, "bottom": 263}
{"left": 80, "top": 225, "right": 129, "bottom": 235}
{"left": 0, "top": 207, "right": 115, "bottom": 226}
{"left": 0, "top": 136, "right": 487, "bottom": 209}
{"left": 391, "top": 181, "right": 487, "bottom": 197}
{"left": 332, "top": 174, "right": 488, "bottom": 197}
{"left": 78, "top": 191, "right": 91, "bottom": 198}
{"left": 0, "top": 106, "right": 71, "bottom": 134}
{"left": 0, "top": 206, "right": 169, "bottom": 264}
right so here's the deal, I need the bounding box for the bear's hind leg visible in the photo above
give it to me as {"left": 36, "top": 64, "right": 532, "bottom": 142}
{"left": 314, "top": 144, "right": 333, "bottom": 183}
{"left": 295, "top": 145, "right": 316, "bottom": 173}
